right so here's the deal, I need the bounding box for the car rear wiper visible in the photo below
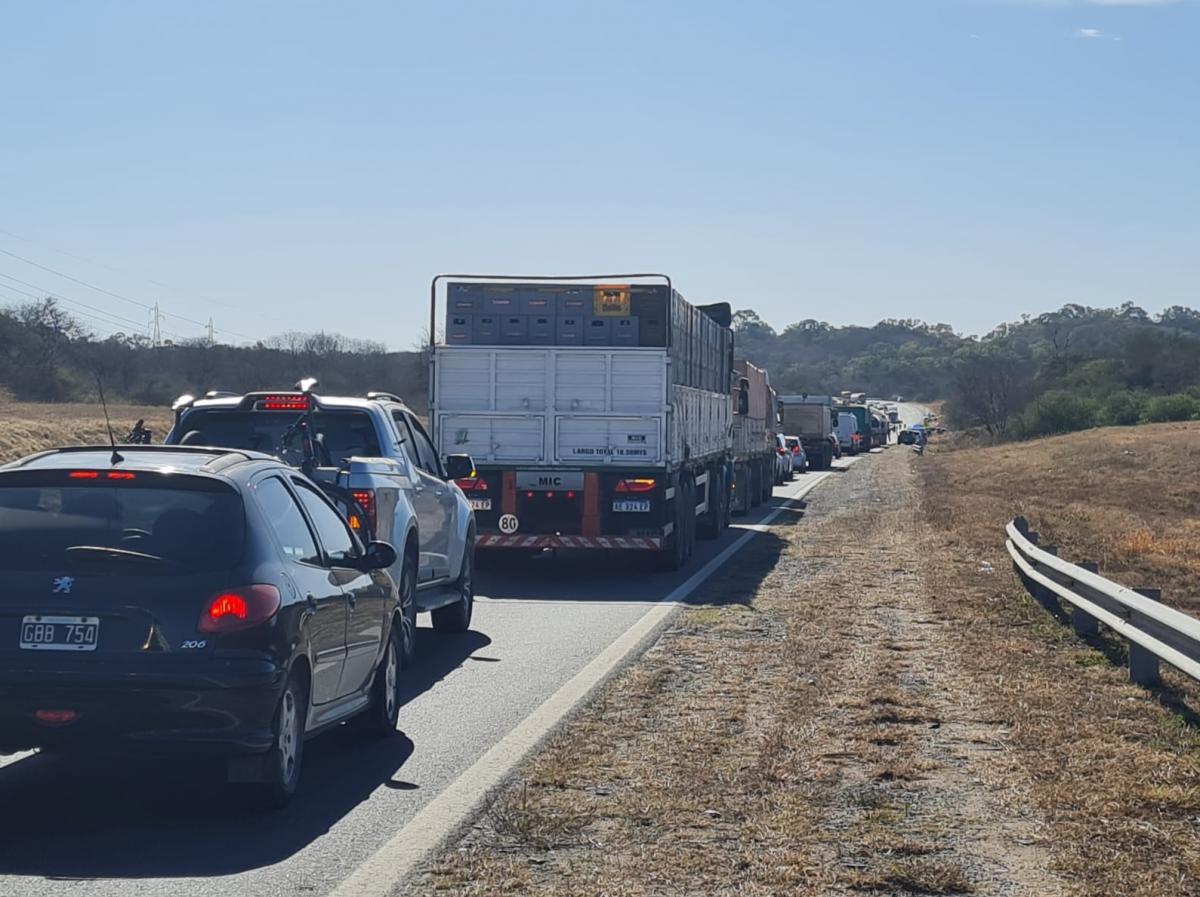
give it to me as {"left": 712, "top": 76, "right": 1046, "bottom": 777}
{"left": 64, "top": 546, "right": 180, "bottom": 570}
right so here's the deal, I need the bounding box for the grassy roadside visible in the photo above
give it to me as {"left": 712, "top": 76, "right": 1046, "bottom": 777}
{"left": 400, "top": 452, "right": 1070, "bottom": 897}
{"left": 0, "top": 399, "right": 170, "bottom": 463}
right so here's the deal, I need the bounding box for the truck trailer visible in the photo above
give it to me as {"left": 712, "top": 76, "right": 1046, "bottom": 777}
{"left": 730, "top": 359, "right": 778, "bottom": 514}
{"left": 778, "top": 394, "right": 836, "bottom": 471}
{"left": 429, "top": 274, "right": 735, "bottom": 571}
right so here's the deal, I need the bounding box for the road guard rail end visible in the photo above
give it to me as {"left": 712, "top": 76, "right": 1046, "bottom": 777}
{"left": 1006, "top": 516, "right": 1200, "bottom": 687}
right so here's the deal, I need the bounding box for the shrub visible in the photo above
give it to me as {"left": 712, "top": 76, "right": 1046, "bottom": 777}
{"left": 1015, "top": 391, "right": 1099, "bottom": 439}
{"left": 1101, "top": 390, "right": 1148, "bottom": 426}
{"left": 1142, "top": 393, "right": 1200, "bottom": 423}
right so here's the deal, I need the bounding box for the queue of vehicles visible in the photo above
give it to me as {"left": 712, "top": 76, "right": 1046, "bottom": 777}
{"left": 0, "top": 273, "right": 899, "bottom": 807}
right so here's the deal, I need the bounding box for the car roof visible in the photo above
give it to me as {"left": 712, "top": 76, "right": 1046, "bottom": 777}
{"left": 8, "top": 446, "right": 277, "bottom": 476}
{"left": 184, "top": 394, "right": 389, "bottom": 414}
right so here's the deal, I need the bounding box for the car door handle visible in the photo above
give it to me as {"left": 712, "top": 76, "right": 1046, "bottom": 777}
{"left": 433, "top": 488, "right": 446, "bottom": 497}
{"left": 306, "top": 593, "right": 318, "bottom": 610}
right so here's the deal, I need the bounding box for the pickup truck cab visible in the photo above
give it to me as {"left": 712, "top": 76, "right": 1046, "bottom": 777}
{"left": 164, "top": 387, "right": 476, "bottom": 668}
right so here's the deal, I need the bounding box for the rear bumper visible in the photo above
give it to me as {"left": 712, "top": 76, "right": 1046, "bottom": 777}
{"left": 0, "top": 658, "right": 285, "bottom": 755}
{"left": 477, "top": 533, "right": 663, "bottom": 550}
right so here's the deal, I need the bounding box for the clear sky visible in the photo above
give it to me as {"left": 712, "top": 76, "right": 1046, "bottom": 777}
{"left": 1, "top": 0, "right": 1197, "bottom": 347}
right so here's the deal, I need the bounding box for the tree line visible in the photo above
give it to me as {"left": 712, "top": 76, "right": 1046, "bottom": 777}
{"left": 732, "top": 302, "right": 1200, "bottom": 439}
{"left": 6, "top": 295, "right": 1200, "bottom": 442}
{"left": 0, "top": 298, "right": 428, "bottom": 412}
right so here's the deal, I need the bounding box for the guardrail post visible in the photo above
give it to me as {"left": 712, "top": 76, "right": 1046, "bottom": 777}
{"left": 1072, "top": 562, "right": 1101, "bottom": 637}
{"left": 1032, "top": 543, "right": 1063, "bottom": 615}
{"left": 1128, "top": 588, "right": 1162, "bottom": 686}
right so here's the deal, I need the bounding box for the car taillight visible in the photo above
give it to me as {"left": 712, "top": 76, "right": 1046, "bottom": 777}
{"left": 615, "top": 478, "right": 656, "bottom": 493}
{"left": 198, "top": 585, "right": 281, "bottom": 634}
{"left": 777, "top": 447, "right": 786, "bottom": 455}
{"left": 68, "top": 470, "right": 136, "bottom": 480}
{"left": 455, "top": 477, "right": 488, "bottom": 491}
{"left": 349, "top": 489, "right": 376, "bottom": 533}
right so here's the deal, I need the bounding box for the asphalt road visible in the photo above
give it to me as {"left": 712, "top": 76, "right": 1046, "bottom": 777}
{"left": 0, "top": 461, "right": 855, "bottom": 897}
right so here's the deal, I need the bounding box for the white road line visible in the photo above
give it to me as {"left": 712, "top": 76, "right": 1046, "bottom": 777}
{"left": 328, "top": 470, "right": 839, "bottom": 897}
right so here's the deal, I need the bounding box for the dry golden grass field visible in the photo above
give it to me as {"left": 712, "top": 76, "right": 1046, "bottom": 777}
{"left": 0, "top": 399, "right": 171, "bottom": 464}
{"left": 923, "top": 420, "right": 1200, "bottom": 611}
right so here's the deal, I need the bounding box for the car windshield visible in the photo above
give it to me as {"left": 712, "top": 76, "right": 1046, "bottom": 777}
{"left": 173, "top": 409, "right": 382, "bottom": 465}
{"left": 0, "top": 480, "right": 245, "bottom": 572}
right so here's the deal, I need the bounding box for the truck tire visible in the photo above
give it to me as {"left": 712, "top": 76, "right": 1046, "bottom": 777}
{"left": 761, "top": 460, "right": 774, "bottom": 502}
{"left": 698, "top": 468, "right": 726, "bottom": 539}
{"left": 749, "top": 463, "right": 762, "bottom": 508}
{"left": 682, "top": 478, "right": 696, "bottom": 559}
{"left": 732, "top": 465, "right": 749, "bottom": 517}
{"left": 658, "top": 484, "right": 688, "bottom": 571}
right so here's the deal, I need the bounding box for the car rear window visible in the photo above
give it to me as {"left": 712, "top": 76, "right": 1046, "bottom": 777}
{"left": 173, "top": 410, "right": 381, "bottom": 465}
{"left": 0, "top": 475, "right": 245, "bottom": 572}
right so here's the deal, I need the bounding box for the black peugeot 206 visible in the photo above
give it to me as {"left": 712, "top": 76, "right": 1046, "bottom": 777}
{"left": 0, "top": 445, "right": 404, "bottom": 806}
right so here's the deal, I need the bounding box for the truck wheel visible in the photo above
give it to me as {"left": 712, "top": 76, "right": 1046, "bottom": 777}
{"left": 698, "top": 469, "right": 726, "bottom": 539}
{"left": 732, "top": 466, "right": 749, "bottom": 517}
{"left": 659, "top": 488, "right": 688, "bottom": 571}
{"left": 761, "top": 461, "right": 774, "bottom": 502}
{"left": 682, "top": 479, "right": 696, "bottom": 559}
{"left": 432, "top": 537, "right": 474, "bottom": 632}
{"left": 749, "top": 463, "right": 762, "bottom": 508}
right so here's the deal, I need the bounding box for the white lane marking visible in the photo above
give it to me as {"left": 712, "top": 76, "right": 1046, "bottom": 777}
{"left": 328, "top": 470, "right": 838, "bottom": 897}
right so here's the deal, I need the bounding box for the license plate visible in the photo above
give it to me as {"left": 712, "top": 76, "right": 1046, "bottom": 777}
{"left": 20, "top": 615, "right": 100, "bottom": 652}
{"left": 469, "top": 498, "right": 493, "bottom": 511}
{"left": 612, "top": 499, "right": 651, "bottom": 513}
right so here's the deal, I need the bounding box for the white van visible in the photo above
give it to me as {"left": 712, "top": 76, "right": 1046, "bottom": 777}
{"left": 836, "top": 412, "right": 863, "bottom": 455}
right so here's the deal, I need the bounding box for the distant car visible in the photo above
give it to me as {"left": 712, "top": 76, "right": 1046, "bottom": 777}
{"left": 773, "top": 434, "right": 792, "bottom": 484}
{"left": 784, "top": 436, "right": 808, "bottom": 474}
{"left": 0, "top": 445, "right": 404, "bottom": 807}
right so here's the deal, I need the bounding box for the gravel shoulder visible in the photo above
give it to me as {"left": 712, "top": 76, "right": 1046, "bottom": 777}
{"left": 399, "top": 450, "right": 1070, "bottom": 896}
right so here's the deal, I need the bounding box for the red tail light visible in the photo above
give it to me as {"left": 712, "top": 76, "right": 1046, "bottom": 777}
{"left": 35, "top": 709, "right": 77, "bottom": 725}
{"left": 455, "top": 477, "right": 488, "bottom": 492}
{"left": 198, "top": 585, "right": 281, "bottom": 634}
{"left": 792, "top": 446, "right": 801, "bottom": 455}
{"left": 107, "top": 471, "right": 136, "bottom": 480}
{"left": 349, "top": 489, "right": 376, "bottom": 533}
{"left": 69, "top": 471, "right": 99, "bottom": 479}
{"left": 259, "top": 394, "right": 308, "bottom": 411}
{"left": 776, "top": 447, "right": 786, "bottom": 455}
{"left": 615, "top": 478, "right": 656, "bottom": 494}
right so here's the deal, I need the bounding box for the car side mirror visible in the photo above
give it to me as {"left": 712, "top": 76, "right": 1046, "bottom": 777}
{"left": 359, "top": 540, "right": 397, "bottom": 571}
{"left": 443, "top": 453, "right": 475, "bottom": 481}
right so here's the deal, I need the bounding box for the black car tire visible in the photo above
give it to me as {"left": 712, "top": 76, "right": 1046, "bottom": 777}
{"left": 362, "top": 625, "right": 402, "bottom": 738}
{"left": 432, "top": 538, "right": 474, "bottom": 632}
{"left": 259, "top": 670, "right": 308, "bottom": 809}
{"left": 397, "top": 559, "right": 417, "bottom": 670}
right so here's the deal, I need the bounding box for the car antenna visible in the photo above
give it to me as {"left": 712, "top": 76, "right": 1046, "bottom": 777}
{"left": 95, "top": 374, "right": 124, "bottom": 465}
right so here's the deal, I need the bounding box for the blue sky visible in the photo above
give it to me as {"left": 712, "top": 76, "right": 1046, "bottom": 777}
{"left": 1, "top": 0, "right": 1197, "bottom": 346}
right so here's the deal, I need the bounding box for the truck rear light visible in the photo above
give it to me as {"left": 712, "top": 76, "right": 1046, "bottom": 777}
{"left": 615, "top": 478, "right": 656, "bottom": 493}
{"left": 259, "top": 394, "right": 308, "bottom": 411}
{"left": 349, "top": 489, "right": 376, "bottom": 533}
{"left": 198, "top": 585, "right": 281, "bottom": 634}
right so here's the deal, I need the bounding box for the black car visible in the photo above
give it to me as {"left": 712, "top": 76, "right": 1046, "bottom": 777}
{"left": 0, "top": 445, "right": 403, "bottom": 806}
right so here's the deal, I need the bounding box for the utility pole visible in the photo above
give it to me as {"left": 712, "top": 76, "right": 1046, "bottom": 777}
{"left": 206, "top": 317, "right": 215, "bottom": 347}
{"left": 150, "top": 303, "right": 162, "bottom": 347}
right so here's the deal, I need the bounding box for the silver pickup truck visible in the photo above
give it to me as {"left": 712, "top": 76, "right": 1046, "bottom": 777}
{"left": 164, "top": 386, "right": 476, "bottom": 669}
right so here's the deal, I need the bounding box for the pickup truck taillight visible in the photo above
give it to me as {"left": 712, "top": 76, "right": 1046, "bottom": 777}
{"left": 349, "top": 489, "right": 376, "bottom": 534}
{"left": 456, "top": 477, "right": 488, "bottom": 492}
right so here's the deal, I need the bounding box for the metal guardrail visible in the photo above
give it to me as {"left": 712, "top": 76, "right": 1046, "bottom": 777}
{"left": 1006, "top": 516, "right": 1200, "bottom": 686}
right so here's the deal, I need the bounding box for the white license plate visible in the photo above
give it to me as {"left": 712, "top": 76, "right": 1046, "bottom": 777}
{"left": 612, "top": 499, "right": 651, "bottom": 513}
{"left": 20, "top": 615, "right": 100, "bottom": 651}
{"left": 469, "top": 498, "right": 493, "bottom": 511}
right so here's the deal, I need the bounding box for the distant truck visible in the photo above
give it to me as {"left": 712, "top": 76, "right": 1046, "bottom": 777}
{"left": 778, "top": 394, "right": 836, "bottom": 471}
{"left": 430, "top": 274, "right": 735, "bottom": 571}
{"left": 730, "top": 360, "right": 778, "bottom": 514}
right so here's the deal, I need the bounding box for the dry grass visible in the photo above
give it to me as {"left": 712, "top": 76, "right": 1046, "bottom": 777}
{"left": 404, "top": 452, "right": 1063, "bottom": 897}
{"left": 925, "top": 420, "right": 1200, "bottom": 609}
{"left": 921, "top": 422, "right": 1200, "bottom": 896}
{"left": 0, "top": 399, "right": 170, "bottom": 463}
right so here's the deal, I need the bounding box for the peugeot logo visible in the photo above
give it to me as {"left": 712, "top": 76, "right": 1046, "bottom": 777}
{"left": 52, "top": 576, "right": 75, "bottom": 595}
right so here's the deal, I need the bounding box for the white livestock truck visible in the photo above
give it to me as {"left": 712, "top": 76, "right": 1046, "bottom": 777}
{"left": 429, "top": 275, "right": 735, "bottom": 571}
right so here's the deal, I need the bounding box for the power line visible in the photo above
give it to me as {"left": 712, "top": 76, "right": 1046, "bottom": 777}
{"left": 0, "top": 245, "right": 255, "bottom": 342}
{"left": 0, "top": 270, "right": 189, "bottom": 341}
